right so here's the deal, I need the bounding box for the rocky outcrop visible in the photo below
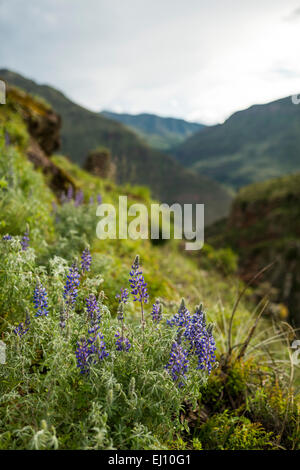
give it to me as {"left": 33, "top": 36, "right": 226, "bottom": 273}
{"left": 84, "top": 147, "right": 115, "bottom": 179}
{"left": 6, "top": 86, "right": 75, "bottom": 194}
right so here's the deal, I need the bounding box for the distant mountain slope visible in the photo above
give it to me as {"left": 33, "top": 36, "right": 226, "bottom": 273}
{"left": 174, "top": 96, "right": 300, "bottom": 189}
{"left": 0, "top": 69, "right": 232, "bottom": 224}
{"left": 101, "top": 110, "right": 204, "bottom": 150}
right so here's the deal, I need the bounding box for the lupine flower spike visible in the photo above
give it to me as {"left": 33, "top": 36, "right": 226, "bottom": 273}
{"left": 115, "top": 331, "right": 131, "bottom": 352}
{"left": 116, "top": 287, "right": 129, "bottom": 304}
{"left": 151, "top": 299, "right": 163, "bottom": 324}
{"left": 2, "top": 234, "right": 12, "bottom": 241}
{"left": 86, "top": 294, "right": 101, "bottom": 327}
{"left": 21, "top": 230, "right": 30, "bottom": 251}
{"left": 33, "top": 283, "right": 49, "bottom": 317}
{"left": 67, "top": 185, "right": 73, "bottom": 202}
{"left": 165, "top": 341, "right": 189, "bottom": 388}
{"left": 74, "top": 189, "right": 84, "bottom": 207}
{"left": 184, "top": 304, "right": 216, "bottom": 374}
{"left": 14, "top": 310, "right": 30, "bottom": 337}
{"left": 81, "top": 248, "right": 92, "bottom": 273}
{"left": 167, "top": 298, "right": 191, "bottom": 329}
{"left": 75, "top": 338, "right": 90, "bottom": 374}
{"left": 63, "top": 263, "right": 80, "bottom": 307}
{"left": 129, "top": 255, "right": 149, "bottom": 329}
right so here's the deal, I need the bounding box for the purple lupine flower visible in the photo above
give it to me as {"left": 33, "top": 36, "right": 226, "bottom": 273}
{"left": 97, "top": 194, "right": 102, "bottom": 205}
{"left": 89, "top": 196, "right": 94, "bottom": 205}
{"left": 86, "top": 294, "right": 101, "bottom": 324}
{"left": 63, "top": 264, "right": 80, "bottom": 307}
{"left": 129, "top": 255, "right": 149, "bottom": 304}
{"left": 165, "top": 341, "right": 189, "bottom": 387}
{"left": 184, "top": 304, "right": 206, "bottom": 348}
{"left": 88, "top": 331, "right": 109, "bottom": 362}
{"left": 76, "top": 308, "right": 108, "bottom": 374}
{"left": 192, "top": 323, "right": 216, "bottom": 374}
{"left": 74, "top": 189, "right": 84, "bottom": 207}
{"left": 33, "top": 283, "right": 49, "bottom": 317}
{"left": 184, "top": 304, "right": 216, "bottom": 374}
{"left": 116, "top": 287, "right": 129, "bottom": 304}
{"left": 2, "top": 234, "right": 12, "bottom": 241}
{"left": 67, "top": 185, "right": 73, "bottom": 201}
{"left": 14, "top": 311, "right": 30, "bottom": 337}
{"left": 167, "top": 299, "right": 191, "bottom": 329}
{"left": 75, "top": 338, "right": 90, "bottom": 374}
{"left": 151, "top": 299, "right": 162, "bottom": 324}
{"left": 21, "top": 231, "right": 30, "bottom": 251}
{"left": 81, "top": 248, "right": 92, "bottom": 273}
{"left": 115, "top": 331, "right": 131, "bottom": 352}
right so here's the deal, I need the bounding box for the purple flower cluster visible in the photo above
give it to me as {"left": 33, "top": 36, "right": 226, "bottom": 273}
{"left": 115, "top": 331, "right": 131, "bottom": 352}
{"left": 151, "top": 299, "right": 162, "bottom": 324}
{"left": 63, "top": 264, "right": 80, "bottom": 307}
{"left": 129, "top": 255, "right": 149, "bottom": 304}
{"left": 59, "top": 189, "right": 102, "bottom": 208}
{"left": 167, "top": 299, "right": 191, "bottom": 329}
{"left": 2, "top": 234, "right": 12, "bottom": 241}
{"left": 74, "top": 190, "right": 84, "bottom": 207}
{"left": 167, "top": 301, "right": 216, "bottom": 380}
{"left": 75, "top": 311, "right": 109, "bottom": 373}
{"left": 81, "top": 248, "right": 92, "bottom": 273}
{"left": 75, "top": 338, "right": 90, "bottom": 374}
{"left": 67, "top": 185, "right": 73, "bottom": 201}
{"left": 86, "top": 294, "right": 101, "bottom": 326}
{"left": 165, "top": 341, "right": 189, "bottom": 388}
{"left": 116, "top": 287, "right": 129, "bottom": 304}
{"left": 21, "top": 231, "right": 29, "bottom": 251}
{"left": 88, "top": 331, "right": 109, "bottom": 362}
{"left": 60, "top": 186, "right": 84, "bottom": 206}
{"left": 184, "top": 305, "right": 216, "bottom": 374}
{"left": 14, "top": 312, "right": 30, "bottom": 337}
{"left": 33, "top": 283, "right": 49, "bottom": 317}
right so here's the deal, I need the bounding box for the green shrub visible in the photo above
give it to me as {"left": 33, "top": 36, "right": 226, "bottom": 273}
{"left": 196, "top": 410, "right": 275, "bottom": 450}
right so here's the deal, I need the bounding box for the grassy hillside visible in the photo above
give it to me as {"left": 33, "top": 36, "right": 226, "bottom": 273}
{"left": 174, "top": 95, "right": 300, "bottom": 189}
{"left": 0, "top": 69, "right": 231, "bottom": 225}
{"left": 0, "top": 90, "right": 299, "bottom": 450}
{"left": 101, "top": 110, "right": 204, "bottom": 151}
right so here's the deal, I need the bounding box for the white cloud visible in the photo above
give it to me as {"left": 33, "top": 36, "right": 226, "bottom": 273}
{"left": 1, "top": 0, "right": 300, "bottom": 124}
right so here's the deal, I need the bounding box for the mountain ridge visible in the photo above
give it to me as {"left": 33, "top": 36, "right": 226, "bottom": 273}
{"left": 173, "top": 94, "right": 300, "bottom": 189}
{"left": 0, "top": 69, "right": 232, "bottom": 225}
{"left": 101, "top": 110, "right": 204, "bottom": 150}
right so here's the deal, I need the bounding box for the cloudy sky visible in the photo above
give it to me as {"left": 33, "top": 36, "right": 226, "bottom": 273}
{"left": 1, "top": 0, "right": 300, "bottom": 124}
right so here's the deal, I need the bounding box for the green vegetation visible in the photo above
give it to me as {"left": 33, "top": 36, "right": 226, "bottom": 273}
{"left": 0, "top": 87, "right": 299, "bottom": 451}
{"left": 101, "top": 111, "right": 204, "bottom": 151}
{"left": 174, "top": 95, "right": 300, "bottom": 190}
{"left": 207, "top": 173, "right": 300, "bottom": 329}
